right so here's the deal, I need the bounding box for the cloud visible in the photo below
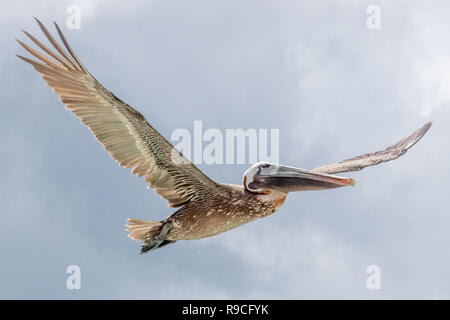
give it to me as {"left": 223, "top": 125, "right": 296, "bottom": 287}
{"left": 412, "top": 56, "right": 450, "bottom": 117}
{"left": 1, "top": 0, "right": 449, "bottom": 299}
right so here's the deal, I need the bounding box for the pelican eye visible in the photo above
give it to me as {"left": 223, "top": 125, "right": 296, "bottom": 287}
{"left": 257, "top": 163, "right": 271, "bottom": 176}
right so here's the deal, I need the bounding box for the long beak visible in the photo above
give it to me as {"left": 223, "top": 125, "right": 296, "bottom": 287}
{"left": 263, "top": 165, "right": 355, "bottom": 192}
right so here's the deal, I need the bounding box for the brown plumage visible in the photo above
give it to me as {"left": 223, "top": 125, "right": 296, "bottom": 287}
{"left": 17, "top": 19, "right": 432, "bottom": 253}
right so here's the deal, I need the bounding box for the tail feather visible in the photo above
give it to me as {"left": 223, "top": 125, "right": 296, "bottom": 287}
{"left": 125, "top": 218, "right": 162, "bottom": 242}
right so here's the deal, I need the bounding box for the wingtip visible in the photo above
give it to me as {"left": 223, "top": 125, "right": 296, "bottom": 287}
{"left": 404, "top": 121, "right": 433, "bottom": 150}
{"left": 34, "top": 17, "right": 49, "bottom": 32}
{"left": 421, "top": 121, "right": 433, "bottom": 135}
{"left": 53, "top": 21, "right": 61, "bottom": 30}
{"left": 15, "top": 38, "right": 26, "bottom": 47}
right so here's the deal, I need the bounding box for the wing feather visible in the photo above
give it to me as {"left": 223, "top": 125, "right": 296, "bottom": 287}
{"left": 312, "top": 122, "right": 432, "bottom": 174}
{"left": 17, "top": 19, "right": 221, "bottom": 207}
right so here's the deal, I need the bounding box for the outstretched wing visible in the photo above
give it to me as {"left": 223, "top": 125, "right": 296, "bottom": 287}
{"left": 17, "top": 18, "right": 221, "bottom": 208}
{"left": 312, "top": 122, "right": 432, "bottom": 174}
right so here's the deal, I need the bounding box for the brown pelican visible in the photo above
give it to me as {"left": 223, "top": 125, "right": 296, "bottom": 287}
{"left": 17, "top": 19, "right": 432, "bottom": 253}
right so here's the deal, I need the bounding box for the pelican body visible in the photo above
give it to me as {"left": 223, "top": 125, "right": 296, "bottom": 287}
{"left": 17, "top": 19, "right": 432, "bottom": 253}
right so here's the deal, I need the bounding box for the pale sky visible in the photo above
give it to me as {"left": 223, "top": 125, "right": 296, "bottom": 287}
{"left": 1, "top": 0, "right": 449, "bottom": 299}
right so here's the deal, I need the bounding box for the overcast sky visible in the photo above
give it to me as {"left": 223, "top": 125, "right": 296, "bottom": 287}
{"left": 1, "top": 0, "right": 449, "bottom": 299}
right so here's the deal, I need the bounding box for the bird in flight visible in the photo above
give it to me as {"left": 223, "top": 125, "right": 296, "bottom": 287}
{"left": 17, "top": 19, "right": 432, "bottom": 254}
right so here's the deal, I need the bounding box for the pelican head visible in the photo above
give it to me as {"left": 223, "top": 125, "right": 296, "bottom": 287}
{"left": 243, "top": 162, "right": 355, "bottom": 194}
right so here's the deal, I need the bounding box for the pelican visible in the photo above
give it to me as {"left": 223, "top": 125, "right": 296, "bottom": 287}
{"left": 17, "top": 19, "right": 432, "bottom": 253}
